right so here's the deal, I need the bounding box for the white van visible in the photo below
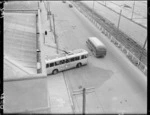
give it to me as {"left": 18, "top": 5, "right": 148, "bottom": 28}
{"left": 86, "top": 37, "right": 106, "bottom": 57}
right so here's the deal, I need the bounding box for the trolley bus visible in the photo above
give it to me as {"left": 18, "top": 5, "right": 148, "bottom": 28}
{"left": 45, "top": 49, "right": 88, "bottom": 75}
{"left": 86, "top": 37, "right": 106, "bottom": 57}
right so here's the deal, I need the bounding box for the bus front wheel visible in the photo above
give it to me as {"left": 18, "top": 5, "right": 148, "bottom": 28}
{"left": 76, "top": 63, "right": 82, "bottom": 68}
{"left": 52, "top": 69, "right": 58, "bottom": 74}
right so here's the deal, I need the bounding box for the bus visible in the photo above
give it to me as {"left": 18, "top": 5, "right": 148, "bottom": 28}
{"left": 86, "top": 37, "right": 106, "bottom": 57}
{"left": 45, "top": 49, "right": 88, "bottom": 75}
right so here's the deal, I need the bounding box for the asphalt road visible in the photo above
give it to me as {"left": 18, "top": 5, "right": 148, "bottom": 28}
{"left": 48, "top": 1, "right": 146, "bottom": 114}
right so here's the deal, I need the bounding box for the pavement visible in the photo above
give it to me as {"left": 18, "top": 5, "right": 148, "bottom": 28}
{"left": 4, "top": 1, "right": 73, "bottom": 114}
{"left": 37, "top": 1, "right": 73, "bottom": 113}
{"left": 46, "top": 73, "right": 73, "bottom": 113}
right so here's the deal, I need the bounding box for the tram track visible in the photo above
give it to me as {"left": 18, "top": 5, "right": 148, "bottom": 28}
{"left": 72, "top": 1, "right": 147, "bottom": 66}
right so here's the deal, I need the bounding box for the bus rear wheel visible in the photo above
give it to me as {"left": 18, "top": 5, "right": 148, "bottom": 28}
{"left": 52, "top": 69, "right": 58, "bottom": 74}
{"left": 76, "top": 63, "right": 82, "bottom": 68}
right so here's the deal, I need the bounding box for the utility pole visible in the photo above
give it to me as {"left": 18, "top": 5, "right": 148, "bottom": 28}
{"left": 52, "top": 14, "right": 56, "bottom": 43}
{"left": 131, "top": 1, "right": 135, "bottom": 20}
{"left": 52, "top": 14, "right": 58, "bottom": 54}
{"left": 139, "top": 37, "right": 147, "bottom": 61}
{"left": 92, "top": 1, "right": 95, "bottom": 19}
{"left": 117, "top": 9, "right": 122, "bottom": 29}
{"left": 82, "top": 88, "right": 86, "bottom": 114}
{"left": 72, "top": 87, "right": 95, "bottom": 114}
{"left": 47, "top": 1, "right": 52, "bottom": 31}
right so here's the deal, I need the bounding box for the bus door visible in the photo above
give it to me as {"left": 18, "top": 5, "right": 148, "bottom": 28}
{"left": 65, "top": 58, "right": 73, "bottom": 69}
{"left": 60, "top": 59, "right": 66, "bottom": 71}
{"left": 54, "top": 60, "right": 65, "bottom": 71}
{"left": 65, "top": 59, "right": 71, "bottom": 69}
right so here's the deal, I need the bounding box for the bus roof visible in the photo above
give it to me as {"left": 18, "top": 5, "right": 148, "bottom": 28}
{"left": 88, "top": 37, "right": 105, "bottom": 48}
{"left": 45, "top": 49, "right": 88, "bottom": 63}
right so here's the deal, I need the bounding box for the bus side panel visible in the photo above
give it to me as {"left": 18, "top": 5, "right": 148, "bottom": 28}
{"left": 87, "top": 41, "right": 97, "bottom": 57}
{"left": 47, "top": 67, "right": 53, "bottom": 75}
{"left": 86, "top": 41, "right": 94, "bottom": 52}
{"left": 81, "top": 58, "right": 88, "bottom": 65}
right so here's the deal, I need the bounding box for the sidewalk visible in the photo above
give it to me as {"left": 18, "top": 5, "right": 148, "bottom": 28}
{"left": 39, "top": 1, "right": 73, "bottom": 113}
{"left": 47, "top": 73, "right": 73, "bottom": 113}
{"left": 38, "top": 1, "right": 56, "bottom": 75}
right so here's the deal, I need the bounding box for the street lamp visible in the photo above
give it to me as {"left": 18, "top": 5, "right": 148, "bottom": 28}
{"left": 92, "top": 1, "right": 95, "bottom": 19}
{"left": 131, "top": 1, "right": 135, "bottom": 20}
{"left": 117, "top": 5, "right": 126, "bottom": 29}
{"left": 48, "top": 1, "right": 52, "bottom": 31}
{"left": 139, "top": 37, "right": 147, "bottom": 61}
{"left": 117, "top": 9, "right": 122, "bottom": 29}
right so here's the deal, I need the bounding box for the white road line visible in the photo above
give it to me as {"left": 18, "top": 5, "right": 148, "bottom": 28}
{"left": 63, "top": 72, "right": 75, "bottom": 113}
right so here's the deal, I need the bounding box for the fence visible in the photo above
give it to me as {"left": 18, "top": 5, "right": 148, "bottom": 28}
{"left": 72, "top": 2, "right": 147, "bottom": 76}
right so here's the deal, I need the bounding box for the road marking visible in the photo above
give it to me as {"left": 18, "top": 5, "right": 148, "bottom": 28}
{"left": 63, "top": 72, "right": 74, "bottom": 113}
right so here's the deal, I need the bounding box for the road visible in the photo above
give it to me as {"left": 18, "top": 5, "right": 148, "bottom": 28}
{"left": 48, "top": 1, "right": 147, "bottom": 114}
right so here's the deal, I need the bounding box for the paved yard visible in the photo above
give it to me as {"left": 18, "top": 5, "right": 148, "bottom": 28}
{"left": 4, "top": 78, "right": 48, "bottom": 113}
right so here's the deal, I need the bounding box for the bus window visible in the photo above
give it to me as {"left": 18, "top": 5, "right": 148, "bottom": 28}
{"left": 70, "top": 57, "right": 75, "bottom": 62}
{"left": 60, "top": 60, "right": 65, "bottom": 64}
{"left": 50, "top": 63, "right": 54, "bottom": 67}
{"left": 81, "top": 55, "right": 87, "bottom": 59}
{"left": 55, "top": 61, "right": 61, "bottom": 65}
{"left": 66, "top": 59, "right": 70, "bottom": 63}
{"left": 75, "top": 56, "right": 79, "bottom": 61}
{"left": 46, "top": 63, "right": 49, "bottom": 68}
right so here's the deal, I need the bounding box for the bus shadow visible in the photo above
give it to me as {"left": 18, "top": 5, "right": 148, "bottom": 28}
{"left": 64, "top": 64, "right": 114, "bottom": 89}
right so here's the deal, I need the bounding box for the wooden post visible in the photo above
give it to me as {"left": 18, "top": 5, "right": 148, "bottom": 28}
{"left": 83, "top": 88, "right": 86, "bottom": 114}
{"left": 52, "top": 14, "right": 56, "bottom": 44}
{"left": 139, "top": 37, "right": 147, "bottom": 61}
{"left": 52, "top": 14, "right": 58, "bottom": 54}
{"left": 72, "top": 87, "right": 94, "bottom": 113}
{"left": 48, "top": 1, "right": 52, "bottom": 31}
{"left": 117, "top": 9, "right": 122, "bottom": 29}
{"left": 131, "top": 1, "right": 135, "bottom": 20}
{"left": 92, "top": 1, "right": 95, "bottom": 19}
